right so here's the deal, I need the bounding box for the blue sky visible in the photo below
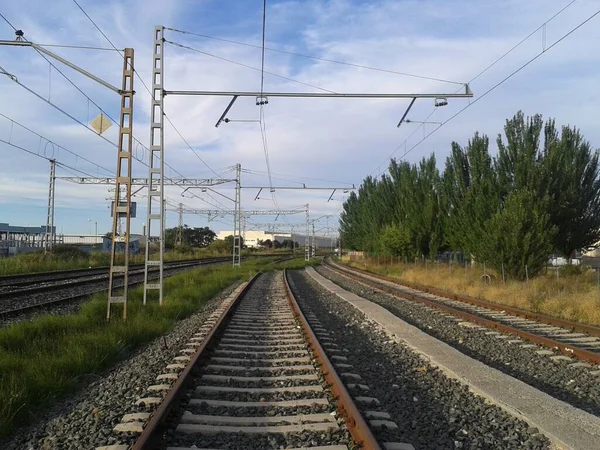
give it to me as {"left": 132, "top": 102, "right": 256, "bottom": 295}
{"left": 0, "top": 0, "right": 599, "bottom": 236}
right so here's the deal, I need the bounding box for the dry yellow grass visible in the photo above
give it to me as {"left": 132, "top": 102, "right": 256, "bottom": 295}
{"left": 343, "top": 257, "right": 600, "bottom": 326}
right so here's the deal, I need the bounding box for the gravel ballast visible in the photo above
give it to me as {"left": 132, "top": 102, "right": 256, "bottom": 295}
{"left": 0, "top": 263, "right": 221, "bottom": 328}
{"left": 0, "top": 281, "right": 241, "bottom": 450}
{"left": 317, "top": 264, "right": 600, "bottom": 418}
{"left": 163, "top": 272, "right": 353, "bottom": 450}
{"left": 289, "top": 269, "right": 551, "bottom": 450}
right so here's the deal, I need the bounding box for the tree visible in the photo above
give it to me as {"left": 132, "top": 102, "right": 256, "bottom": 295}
{"left": 223, "top": 234, "right": 244, "bottom": 249}
{"left": 261, "top": 239, "right": 273, "bottom": 249}
{"left": 541, "top": 121, "right": 600, "bottom": 257}
{"left": 273, "top": 240, "right": 282, "bottom": 249}
{"left": 477, "top": 190, "right": 556, "bottom": 280}
{"left": 165, "top": 226, "right": 216, "bottom": 249}
{"left": 380, "top": 223, "right": 412, "bottom": 257}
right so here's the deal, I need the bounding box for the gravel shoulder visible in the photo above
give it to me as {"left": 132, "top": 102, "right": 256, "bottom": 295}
{"left": 0, "top": 281, "right": 241, "bottom": 450}
{"left": 288, "top": 269, "right": 551, "bottom": 450}
{"left": 316, "top": 264, "right": 600, "bottom": 417}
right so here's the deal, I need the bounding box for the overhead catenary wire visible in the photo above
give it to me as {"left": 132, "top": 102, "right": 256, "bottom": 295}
{"left": 0, "top": 110, "right": 113, "bottom": 175}
{"left": 69, "top": 1, "right": 225, "bottom": 179}
{"left": 164, "top": 26, "right": 465, "bottom": 86}
{"left": 386, "top": 6, "right": 600, "bottom": 165}
{"left": 164, "top": 40, "right": 336, "bottom": 94}
{"left": 371, "top": 0, "right": 579, "bottom": 175}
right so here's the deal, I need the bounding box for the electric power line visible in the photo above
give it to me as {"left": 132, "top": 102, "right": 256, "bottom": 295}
{"left": 391, "top": 6, "right": 600, "bottom": 164}
{"left": 164, "top": 26, "right": 465, "bottom": 86}
{"left": 69, "top": 1, "right": 225, "bottom": 179}
{"left": 371, "top": 0, "right": 580, "bottom": 174}
{"left": 164, "top": 40, "right": 336, "bottom": 93}
{"left": 0, "top": 110, "right": 113, "bottom": 175}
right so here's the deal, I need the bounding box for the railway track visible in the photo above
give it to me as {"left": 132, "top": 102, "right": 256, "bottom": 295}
{"left": 0, "top": 257, "right": 231, "bottom": 292}
{"left": 323, "top": 259, "right": 600, "bottom": 367}
{"left": 0, "top": 257, "right": 232, "bottom": 318}
{"left": 112, "top": 270, "right": 387, "bottom": 450}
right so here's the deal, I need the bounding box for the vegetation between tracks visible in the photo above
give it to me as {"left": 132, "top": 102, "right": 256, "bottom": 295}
{"left": 343, "top": 258, "right": 600, "bottom": 326}
{"left": 0, "top": 245, "right": 277, "bottom": 276}
{"left": 0, "top": 256, "right": 316, "bottom": 438}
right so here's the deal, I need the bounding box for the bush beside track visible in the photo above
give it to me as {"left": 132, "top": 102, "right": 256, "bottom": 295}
{"left": 0, "top": 256, "right": 315, "bottom": 438}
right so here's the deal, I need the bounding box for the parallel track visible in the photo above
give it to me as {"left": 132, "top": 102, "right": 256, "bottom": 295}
{"left": 325, "top": 258, "right": 600, "bottom": 365}
{"left": 0, "top": 256, "right": 279, "bottom": 318}
{"left": 129, "top": 270, "right": 380, "bottom": 450}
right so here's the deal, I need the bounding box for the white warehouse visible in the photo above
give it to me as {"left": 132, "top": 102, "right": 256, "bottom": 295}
{"left": 216, "top": 230, "right": 334, "bottom": 249}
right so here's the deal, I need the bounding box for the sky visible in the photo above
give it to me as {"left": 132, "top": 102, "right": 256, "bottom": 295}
{"left": 0, "top": 0, "right": 598, "bottom": 237}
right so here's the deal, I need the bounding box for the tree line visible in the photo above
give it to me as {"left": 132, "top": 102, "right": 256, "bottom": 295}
{"left": 340, "top": 111, "right": 600, "bottom": 279}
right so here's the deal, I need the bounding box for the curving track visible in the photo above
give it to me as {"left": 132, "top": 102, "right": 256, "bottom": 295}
{"left": 0, "top": 257, "right": 238, "bottom": 320}
{"left": 324, "top": 258, "right": 600, "bottom": 365}
{"left": 115, "top": 271, "right": 390, "bottom": 450}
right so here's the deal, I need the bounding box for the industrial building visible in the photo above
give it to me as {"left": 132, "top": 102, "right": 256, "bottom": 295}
{"left": 0, "top": 222, "right": 55, "bottom": 257}
{"left": 215, "top": 230, "right": 335, "bottom": 249}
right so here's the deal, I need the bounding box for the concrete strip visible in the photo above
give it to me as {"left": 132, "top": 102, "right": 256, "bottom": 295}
{"left": 370, "top": 420, "right": 399, "bottom": 429}
{"left": 365, "top": 411, "right": 391, "bottom": 419}
{"left": 209, "top": 356, "right": 311, "bottom": 364}
{"left": 205, "top": 364, "right": 314, "bottom": 372}
{"left": 354, "top": 396, "right": 380, "bottom": 405}
{"left": 167, "top": 446, "right": 348, "bottom": 450}
{"left": 176, "top": 422, "right": 337, "bottom": 434}
{"left": 135, "top": 397, "right": 162, "bottom": 406}
{"left": 383, "top": 443, "right": 416, "bottom": 450}
{"left": 306, "top": 266, "right": 600, "bottom": 450}
{"left": 218, "top": 343, "right": 306, "bottom": 350}
{"left": 196, "top": 385, "right": 323, "bottom": 394}
{"left": 188, "top": 398, "right": 329, "bottom": 408}
{"left": 201, "top": 373, "right": 318, "bottom": 382}
{"left": 213, "top": 349, "right": 309, "bottom": 357}
{"left": 121, "top": 412, "right": 150, "bottom": 422}
{"left": 166, "top": 363, "right": 186, "bottom": 370}
{"left": 180, "top": 412, "right": 335, "bottom": 425}
{"left": 147, "top": 384, "right": 171, "bottom": 392}
{"left": 113, "top": 422, "right": 144, "bottom": 433}
{"left": 157, "top": 373, "right": 179, "bottom": 381}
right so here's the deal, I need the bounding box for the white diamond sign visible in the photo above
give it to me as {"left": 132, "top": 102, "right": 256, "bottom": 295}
{"left": 90, "top": 113, "right": 112, "bottom": 135}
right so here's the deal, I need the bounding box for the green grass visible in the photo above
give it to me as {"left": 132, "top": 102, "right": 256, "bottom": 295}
{"left": 0, "top": 247, "right": 246, "bottom": 276}
{"left": 0, "top": 256, "right": 286, "bottom": 439}
{"left": 271, "top": 257, "right": 321, "bottom": 270}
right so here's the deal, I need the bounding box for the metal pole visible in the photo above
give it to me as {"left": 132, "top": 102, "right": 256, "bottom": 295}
{"left": 144, "top": 26, "right": 165, "bottom": 305}
{"left": 107, "top": 47, "right": 134, "bottom": 320}
{"left": 44, "top": 159, "right": 56, "bottom": 253}
{"left": 233, "top": 163, "right": 242, "bottom": 267}
{"left": 176, "top": 203, "right": 183, "bottom": 246}
{"left": 305, "top": 204, "right": 310, "bottom": 262}
{"left": 311, "top": 223, "right": 316, "bottom": 258}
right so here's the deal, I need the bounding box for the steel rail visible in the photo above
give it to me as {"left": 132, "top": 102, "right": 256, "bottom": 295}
{"left": 0, "top": 260, "right": 220, "bottom": 299}
{"left": 325, "top": 259, "right": 600, "bottom": 365}
{"left": 330, "top": 259, "right": 600, "bottom": 338}
{"left": 0, "top": 262, "right": 221, "bottom": 318}
{"left": 131, "top": 273, "right": 260, "bottom": 450}
{"left": 283, "top": 269, "right": 381, "bottom": 450}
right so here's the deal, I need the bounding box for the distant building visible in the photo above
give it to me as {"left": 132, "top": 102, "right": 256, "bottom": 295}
{"left": 216, "top": 230, "right": 333, "bottom": 249}
{"left": 0, "top": 222, "right": 55, "bottom": 256}
{"left": 102, "top": 236, "right": 141, "bottom": 254}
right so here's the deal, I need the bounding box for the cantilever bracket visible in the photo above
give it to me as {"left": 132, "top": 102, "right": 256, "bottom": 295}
{"left": 215, "top": 95, "right": 239, "bottom": 127}
{"left": 397, "top": 97, "right": 416, "bottom": 128}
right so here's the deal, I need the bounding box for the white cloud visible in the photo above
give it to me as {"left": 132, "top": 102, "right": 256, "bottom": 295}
{"left": 1, "top": 0, "right": 599, "bottom": 234}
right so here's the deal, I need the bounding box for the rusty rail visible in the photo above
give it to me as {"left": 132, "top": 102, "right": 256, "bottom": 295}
{"left": 132, "top": 273, "right": 260, "bottom": 450}
{"left": 331, "top": 259, "right": 600, "bottom": 337}
{"left": 283, "top": 269, "right": 381, "bottom": 450}
{"left": 326, "top": 260, "right": 600, "bottom": 365}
